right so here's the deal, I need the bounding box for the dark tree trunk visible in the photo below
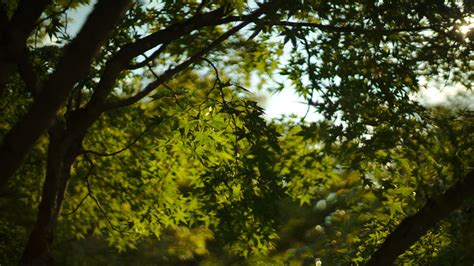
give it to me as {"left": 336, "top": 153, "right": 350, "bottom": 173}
{"left": 367, "top": 170, "right": 474, "bottom": 265}
{"left": 19, "top": 103, "right": 103, "bottom": 264}
{"left": 0, "top": 0, "right": 131, "bottom": 189}
{"left": 20, "top": 122, "right": 66, "bottom": 265}
{"left": 19, "top": 121, "right": 81, "bottom": 265}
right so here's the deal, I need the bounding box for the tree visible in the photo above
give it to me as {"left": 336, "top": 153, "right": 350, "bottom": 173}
{"left": 0, "top": 0, "right": 472, "bottom": 264}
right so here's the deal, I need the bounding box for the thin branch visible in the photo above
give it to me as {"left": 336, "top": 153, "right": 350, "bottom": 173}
{"left": 145, "top": 62, "right": 160, "bottom": 80}
{"left": 61, "top": 192, "right": 89, "bottom": 216}
{"left": 61, "top": 153, "right": 94, "bottom": 216}
{"left": 273, "top": 21, "right": 432, "bottom": 34}
{"left": 127, "top": 42, "right": 168, "bottom": 70}
{"left": 161, "top": 83, "right": 186, "bottom": 110}
{"left": 202, "top": 58, "right": 227, "bottom": 105}
{"left": 202, "top": 58, "right": 222, "bottom": 84}
{"left": 301, "top": 37, "right": 315, "bottom": 121}
{"left": 35, "top": 0, "right": 74, "bottom": 27}
{"left": 81, "top": 153, "right": 130, "bottom": 233}
{"left": 144, "top": 62, "right": 189, "bottom": 109}
{"left": 82, "top": 121, "right": 158, "bottom": 157}
{"left": 90, "top": 192, "right": 128, "bottom": 234}
{"left": 431, "top": 27, "right": 470, "bottom": 45}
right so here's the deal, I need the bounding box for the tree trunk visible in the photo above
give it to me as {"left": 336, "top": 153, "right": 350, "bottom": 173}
{"left": 19, "top": 103, "right": 103, "bottom": 264}
{"left": 367, "top": 170, "right": 474, "bottom": 265}
{"left": 19, "top": 121, "right": 81, "bottom": 265}
{"left": 0, "top": 0, "right": 131, "bottom": 189}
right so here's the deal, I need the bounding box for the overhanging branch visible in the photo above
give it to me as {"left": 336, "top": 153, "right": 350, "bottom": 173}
{"left": 103, "top": 21, "right": 248, "bottom": 110}
{"left": 103, "top": 0, "right": 283, "bottom": 111}
{"left": 367, "top": 169, "right": 474, "bottom": 265}
{"left": 83, "top": 6, "right": 231, "bottom": 111}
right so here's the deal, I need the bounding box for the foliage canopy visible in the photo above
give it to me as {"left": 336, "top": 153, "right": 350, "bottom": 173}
{"left": 0, "top": 0, "right": 472, "bottom": 265}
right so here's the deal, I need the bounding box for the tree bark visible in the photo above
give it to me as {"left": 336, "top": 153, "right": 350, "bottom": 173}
{"left": 0, "top": 0, "right": 131, "bottom": 189}
{"left": 19, "top": 118, "right": 84, "bottom": 265}
{"left": 367, "top": 170, "right": 474, "bottom": 265}
{"left": 19, "top": 99, "right": 106, "bottom": 263}
{"left": 20, "top": 121, "right": 68, "bottom": 265}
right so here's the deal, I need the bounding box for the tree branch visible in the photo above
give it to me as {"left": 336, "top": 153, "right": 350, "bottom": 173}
{"left": 83, "top": 7, "right": 231, "bottom": 111}
{"left": 60, "top": 159, "right": 94, "bottom": 216}
{"left": 367, "top": 169, "right": 474, "bottom": 265}
{"left": 82, "top": 119, "right": 160, "bottom": 157}
{"left": 104, "top": 0, "right": 284, "bottom": 111}
{"left": 431, "top": 27, "right": 471, "bottom": 45}
{"left": 81, "top": 153, "right": 130, "bottom": 233}
{"left": 0, "top": 0, "right": 51, "bottom": 95}
{"left": 273, "top": 21, "right": 432, "bottom": 34}
{"left": 17, "top": 46, "right": 41, "bottom": 97}
{"left": 35, "top": 0, "right": 74, "bottom": 27}
{"left": 103, "top": 23, "right": 245, "bottom": 110}
{"left": 126, "top": 43, "right": 168, "bottom": 70}
{"left": 9, "top": 0, "right": 51, "bottom": 36}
